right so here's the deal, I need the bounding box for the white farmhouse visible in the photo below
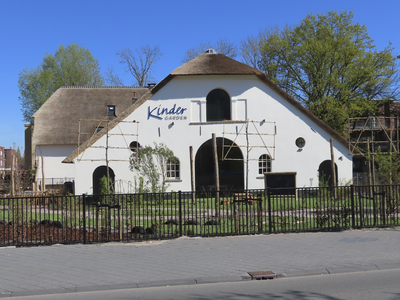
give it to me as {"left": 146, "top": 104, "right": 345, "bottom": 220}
{"left": 32, "top": 51, "right": 352, "bottom": 195}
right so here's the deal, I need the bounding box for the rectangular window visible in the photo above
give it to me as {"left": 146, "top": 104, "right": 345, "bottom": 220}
{"left": 108, "top": 106, "right": 116, "bottom": 116}
{"left": 166, "top": 158, "right": 180, "bottom": 179}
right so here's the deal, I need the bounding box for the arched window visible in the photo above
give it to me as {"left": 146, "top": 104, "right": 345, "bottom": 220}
{"left": 166, "top": 157, "right": 180, "bottom": 179}
{"left": 206, "top": 89, "right": 231, "bottom": 121}
{"left": 259, "top": 154, "right": 271, "bottom": 174}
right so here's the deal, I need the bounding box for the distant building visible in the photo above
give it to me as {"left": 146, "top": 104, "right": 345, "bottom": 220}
{"left": 0, "top": 146, "right": 4, "bottom": 178}
{"left": 4, "top": 148, "right": 16, "bottom": 170}
{"left": 24, "top": 124, "right": 32, "bottom": 170}
{"left": 349, "top": 100, "right": 400, "bottom": 185}
{"left": 0, "top": 147, "right": 16, "bottom": 179}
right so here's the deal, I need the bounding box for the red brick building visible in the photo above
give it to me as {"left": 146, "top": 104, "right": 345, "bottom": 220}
{"left": 0, "top": 146, "right": 4, "bottom": 178}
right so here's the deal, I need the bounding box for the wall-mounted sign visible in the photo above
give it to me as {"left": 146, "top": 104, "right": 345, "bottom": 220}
{"left": 148, "top": 104, "right": 188, "bottom": 120}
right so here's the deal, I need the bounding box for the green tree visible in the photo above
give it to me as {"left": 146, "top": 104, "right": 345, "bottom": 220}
{"left": 259, "top": 11, "right": 398, "bottom": 134}
{"left": 130, "top": 142, "right": 176, "bottom": 193}
{"left": 370, "top": 148, "right": 400, "bottom": 184}
{"left": 18, "top": 43, "right": 104, "bottom": 123}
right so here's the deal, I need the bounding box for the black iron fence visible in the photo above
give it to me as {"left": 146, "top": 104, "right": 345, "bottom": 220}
{"left": 1, "top": 184, "right": 400, "bottom": 247}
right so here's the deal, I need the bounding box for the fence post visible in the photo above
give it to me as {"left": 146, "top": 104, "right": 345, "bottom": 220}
{"left": 350, "top": 185, "right": 355, "bottom": 229}
{"left": 178, "top": 191, "right": 182, "bottom": 237}
{"left": 82, "top": 194, "right": 86, "bottom": 244}
{"left": 257, "top": 194, "right": 263, "bottom": 233}
{"left": 267, "top": 188, "right": 272, "bottom": 234}
{"left": 358, "top": 185, "right": 364, "bottom": 227}
{"left": 382, "top": 190, "right": 386, "bottom": 226}
{"left": 233, "top": 201, "right": 239, "bottom": 234}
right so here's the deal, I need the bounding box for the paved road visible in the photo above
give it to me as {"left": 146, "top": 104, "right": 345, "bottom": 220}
{"left": 12, "top": 269, "right": 400, "bottom": 300}
{"left": 1, "top": 228, "right": 400, "bottom": 297}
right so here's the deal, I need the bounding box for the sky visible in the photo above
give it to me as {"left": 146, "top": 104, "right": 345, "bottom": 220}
{"left": 1, "top": 0, "right": 399, "bottom": 153}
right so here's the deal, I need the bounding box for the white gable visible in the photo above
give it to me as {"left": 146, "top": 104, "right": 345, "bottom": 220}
{"left": 71, "top": 75, "right": 352, "bottom": 194}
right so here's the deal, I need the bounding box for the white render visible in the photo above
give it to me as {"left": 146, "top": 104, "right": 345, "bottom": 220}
{"left": 70, "top": 75, "right": 352, "bottom": 195}
{"left": 35, "top": 145, "right": 75, "bottom": 183}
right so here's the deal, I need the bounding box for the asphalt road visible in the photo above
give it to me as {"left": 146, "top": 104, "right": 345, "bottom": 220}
{"left": 2, "top": 229, "right": 400, "bottom": 298}
{"left": 10, "top": 268, "right": 400, "bottom": 300}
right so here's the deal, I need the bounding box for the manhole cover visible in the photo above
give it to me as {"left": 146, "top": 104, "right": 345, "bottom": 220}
{"left": 248, "top": 271, "right": 276, "bottom": 280}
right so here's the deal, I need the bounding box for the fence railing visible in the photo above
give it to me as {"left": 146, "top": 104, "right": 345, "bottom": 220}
{"left": 1, "top": 184, "right": 400, "bottom": 247}
{"left": 36, "top": 178, "right": 74, "bottom": 185}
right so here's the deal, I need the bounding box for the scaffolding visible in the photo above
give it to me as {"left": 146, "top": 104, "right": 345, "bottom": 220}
{"left": 348, "top": 116, "right": 400, "bottom": 186}
{"left": 76, "top": 119, "right": 139, "bottom": 195}
{"left": 77, "top": 119, "right": 139, "bottom": 162}
{"left": 221, "top": 120, "right": 276, "bottom": 161}
{"left": 348, "top": 116, "right": 400, "bottom": 156}
{"left": 221, "top": 120, "right": 276, "bottom": 190}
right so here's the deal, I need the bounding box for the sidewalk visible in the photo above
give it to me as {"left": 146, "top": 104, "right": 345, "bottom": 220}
{"left": 1, "top": 228, "right": 400, "bottom": 297}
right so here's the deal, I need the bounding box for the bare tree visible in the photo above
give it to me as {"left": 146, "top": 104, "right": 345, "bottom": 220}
{"left": 116, "top": 45, "right": 162, "bottom": 87}
{"left": 182, "top": 38, "right": 237, "bottom": 63}
{"left": 240, "top": 26, "right": 281, "bottom": 69}
{"left": 105, "top": 66, "right": 124, "bottom": 86}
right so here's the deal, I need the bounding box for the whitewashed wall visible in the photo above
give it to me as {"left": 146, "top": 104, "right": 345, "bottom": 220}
{"left": 72, "top": 75, "right": 352, "bottom": 194}
{"left": 36, "top": 145, "right": 76, "bottom": 181}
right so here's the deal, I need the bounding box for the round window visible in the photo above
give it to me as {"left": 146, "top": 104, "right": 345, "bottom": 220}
{"left": 295, "top": 137, "right": 305, "bottom": 148}
{"left": 129, "top": 141, "right": 140, "bottom": 152}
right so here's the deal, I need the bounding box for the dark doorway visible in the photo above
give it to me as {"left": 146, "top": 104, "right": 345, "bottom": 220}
{"left": 318, "top": 160, "right": 338, "bottom": 187}
{"left": 92, "top": 166, "right": 115, "bottom": 195}
{"left": 195, "top": 137, "right": 244, "bottom": 192}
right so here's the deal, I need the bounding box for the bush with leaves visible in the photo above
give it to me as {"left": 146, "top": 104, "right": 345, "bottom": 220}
{"left": 130, "top": 142, "right": 176, "bottom": 193}
{"left": 371, "top": 148, "right": 400, "bottom": 184}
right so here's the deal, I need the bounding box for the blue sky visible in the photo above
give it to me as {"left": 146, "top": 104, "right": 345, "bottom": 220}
{"left": 1, "top": 0, "right": 399, "bottom": 153}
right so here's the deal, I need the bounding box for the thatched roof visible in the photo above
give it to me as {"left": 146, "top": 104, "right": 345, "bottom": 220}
{"left": 33, "top": 87, "right": 149, "bottom": 147}
{"left": 61, "top": 52, "right": 352, "bottom": 163}
{"left": 170, "top": 53, "right": 264, "bottom": 76}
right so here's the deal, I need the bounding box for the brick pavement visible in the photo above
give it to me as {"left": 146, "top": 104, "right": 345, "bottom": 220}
{"left": 1, "top": 228, "right": 400, "bottom": 297}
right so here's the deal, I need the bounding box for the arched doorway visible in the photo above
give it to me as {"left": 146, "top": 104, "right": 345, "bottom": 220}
{"left": 195, "top": 138, "right": 244, "bottom": 191}
{"left": 318, "top": 160, "right": 338, "bottom": 187}
{"left": 92, "top": 166, "right": 115, "bottom": 195}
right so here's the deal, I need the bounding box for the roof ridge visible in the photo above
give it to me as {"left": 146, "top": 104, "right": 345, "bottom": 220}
{"left": 59, "top": 86, "right": 150, "bottom": 89}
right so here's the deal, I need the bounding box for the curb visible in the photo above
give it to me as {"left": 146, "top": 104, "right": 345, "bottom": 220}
{"left": 2, "top": 267, "right": 399, "bottom": 298}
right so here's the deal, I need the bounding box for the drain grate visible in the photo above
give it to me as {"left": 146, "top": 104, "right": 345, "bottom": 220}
{"left": 248, "top": 271, "right": 277, "bottom": 280}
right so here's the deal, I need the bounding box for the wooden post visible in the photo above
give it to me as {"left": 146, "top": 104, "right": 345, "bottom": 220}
{"left": 367, "top": 139, "right": 373, "bottom": 198}
{"left": 41, "top": 156, "right": 45, "bottom": 192}
{"left": 34, "top": 159, "right": 39, "bottom": 195}
{"left": 11, "top": 155, "right": 15, "bottom": 197}
{"left": 212, "top": 134, "right": 220, "bottom": 217}
{"left": 189, "top": 146, "right": 196, "bottom": 204}
{"left": 330, "top": 139, "right": 337, "bottom": 198}
{"left": 106, "top": 122, "right": 110, "bottom": 194}
{"left": 389, "top": 130, "right": 393, "bottom": 184}
{"left": 245, "top": 122, "right": 250, "bottom": 232}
